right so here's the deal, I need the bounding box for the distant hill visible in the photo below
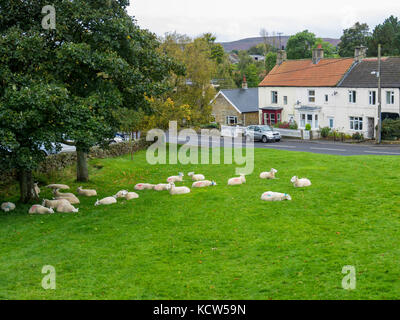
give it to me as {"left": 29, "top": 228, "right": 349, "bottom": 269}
{"left": 219, "top": 36, "right": 341, "bottom": 52}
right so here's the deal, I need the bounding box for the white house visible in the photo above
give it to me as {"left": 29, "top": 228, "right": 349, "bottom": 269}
{"left": 258, "top": 46, "right": 400, "bottom": 139}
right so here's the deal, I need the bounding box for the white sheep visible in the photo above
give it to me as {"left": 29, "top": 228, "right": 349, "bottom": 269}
{"left": 53, "top": 188, "right": 76, "bottom": 198}
{"left": 125, "top": 192, "right": 139, "bottom": 200}
{"left": 53, "top": 188, "right": 80, "bottom": 204}
{"left": 32, "top": 182, "right": 40, "bottom": 198}
{"left": 188, "top": 172, "right": 206, "bottom": 181}
{"left": 54, "top": 196, "right": 80, "bottom": 205}
{"left": 56, "top": 202, "right": 79, "bottom": 213}
{"left": 46, "top": 184, "right": 70, "bottom": 190}
{"left": 166, "top": 182, "right": 190, "bottom": 195}
{"left": 77, "top": 186, "right": 97, "bottom": 197}
{"left": 134, "top": 183, "right": 155, "bottom": 190}
{"left": 1, "top": 202, "right": 16, "bottom": 212}
{"left": 114, "top": 190, "right": 129, "bottom": 198}
{"left": 261, "top": 191, "right": 292, "bottom": 201}
{"left": 42, "top": 198, "right": 70, "bottom": 209}
{"left": 29, "top": 205, "right": 54, "bottom": 215}
{"left": 167, "top": 173, "right": 184, "bottom": 183}
{"left": 227, "top": 174, "right": 246, "bottom": 186}
{"left": 94, "top": 196, "right": 117, "bottom": 206}
{"left": 260, "top": 168, "right": 278, "bottom": 179}
{"left": 291, "top": 176, "right": 312, "bottom": 188}
{"left": 192, "top": 180, "right": 217, "bottom": 188}
{"left": 154, "top": 184, "right": 169, "bottom": 191}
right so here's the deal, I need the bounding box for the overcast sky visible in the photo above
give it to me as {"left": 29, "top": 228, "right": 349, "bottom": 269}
{"left": 128, "top": 0, "right": 400, "bottom": 42}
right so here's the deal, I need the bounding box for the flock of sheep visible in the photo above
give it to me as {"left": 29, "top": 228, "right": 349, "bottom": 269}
{"left": 1, "top": 170, "right": 312, "bottom": 214}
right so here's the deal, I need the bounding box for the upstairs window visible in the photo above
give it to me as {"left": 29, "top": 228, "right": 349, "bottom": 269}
{"left": 349, "top": 90, "right": 357, "bottom": 103}
{"left": 283, "top": 96, "right": 288, "bottom": 105}
{"left": 369, "top": 91, "right": 376, "bottom": 105}
{"left": 271, "top": 91, "right": 278, "bottom": 104}
{"left": 308, "top": 90, "right": 316, "bottom": 103}
{"left": 325, "top": 94, "right": 329, "bottom": 103}
{"left": 386, "top": 91, "right": 395, "bottom": 105}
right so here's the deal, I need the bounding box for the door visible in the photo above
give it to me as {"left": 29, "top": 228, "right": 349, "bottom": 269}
{"left": 368, "top": 117, "right": 375, "bottom": 139}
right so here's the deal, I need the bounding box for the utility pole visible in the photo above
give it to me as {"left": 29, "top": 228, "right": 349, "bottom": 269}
{"left": 377, "top": 44, "right": 382, "bottom": 144}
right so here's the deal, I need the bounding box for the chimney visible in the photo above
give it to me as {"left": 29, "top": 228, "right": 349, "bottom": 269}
{"left": 242, "top": 75, "right": 248, "bottom": 90}
{"left": 312, "top": 44, "right": 324, "bottom": 64}
{"left": 276, "top": 50, "right": 287, "bottom": 65}
{"left": 354, "top": 46, "right": 367, "bottom": 62}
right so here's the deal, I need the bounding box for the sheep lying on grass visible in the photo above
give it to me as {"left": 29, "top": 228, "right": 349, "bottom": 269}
{"left": 291, "top": 176, "right": 312, "bottom": 188}
{"left": 167, "top": 173, "right": 184, "bottom": 183}
{"left": 77, "top": 187, "right": 97, "bottom": 197}
{"left": 154, "top": 184, "right": 169, "bottom": 191}
{"left": 42, "top": 199, "right": 70, "bottom": 209}
{"left": 114, "top": 190, "right": 129, "bottom": 198}
{"left": 47, "top": 184, "right": 70, "bottom": 190}
{"left": 166, "top": 182, "right": 190, "bottom": 195}
{"left": 29, "top": 205, "right": 54, "bottom": 215}
{"left": 192, "top": 180, "right": 217, "bottom": 188}
{"left": 134, "top": 183, "right": 155, "bottom": 191}
{"left": 53, "top": 189, "right": 80, "bottom": 204}
{"left": 1, "top": 202, "right": 16, "bottom": 212}
{"left": 95, "top": 197, "right": 117, "bottom": 206}
{"left": 228, "top": 174, "right": 246, "bottom": 186}
{"left": 56, "top": 202, "right": 79, "bottom": 213}
{"left": 261, "top": 192, "right": 292, "bottom": 201}
{"left": 125, "top": 192, "right": 139, "bottom": 200}
{"left": 260, "top": 168, "right": 278, "bottom": 179}
{"left": 188, "top": 172, "right": 205, "bottom": 181}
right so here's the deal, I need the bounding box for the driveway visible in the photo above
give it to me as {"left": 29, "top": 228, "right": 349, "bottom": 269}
{"left": 167, "top": 134, "right": 400, "bottom": 156}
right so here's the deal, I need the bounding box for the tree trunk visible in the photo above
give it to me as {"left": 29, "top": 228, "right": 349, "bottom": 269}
{"left": 18, "top": 169, "right": 36, "bottom": 203}
{"left": 76, "top": 149, "right": 89, "bottom": 182}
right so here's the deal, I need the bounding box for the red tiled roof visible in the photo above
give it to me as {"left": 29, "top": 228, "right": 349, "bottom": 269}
{"left": 259, "top": 58, "right": 355, "bottom": 87}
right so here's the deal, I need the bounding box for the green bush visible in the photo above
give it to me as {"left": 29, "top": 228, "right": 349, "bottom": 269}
{"left": 305, "top": 124, "right": 312, "bottom": 131}
{"left": 382, "top": 119, "right": 400, "bottom": 140}
{"left": 352, "top": 132, "right": 364, "bottom": 141}
{"left": 320, "top": 127, "right": 331, "bottom": 138}
{"left": 200, "top": 123, "right": 220, "bottom": 130}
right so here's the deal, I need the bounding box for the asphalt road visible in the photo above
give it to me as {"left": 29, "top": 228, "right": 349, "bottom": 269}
{"left": 166, "top": 135, "right": 400, "bottom": 156}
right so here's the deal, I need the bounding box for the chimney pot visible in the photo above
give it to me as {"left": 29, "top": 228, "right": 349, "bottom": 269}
{"left": 242, "top": 75, "right": 248, "bottom": 90}
{"left": 354, "top": 46, "right": 367, "bottom": 62}
{"left": 276, "top": 50, "right": 287, "bottom": 65}
{"left": 312, "top": 46, "right": 324, "bottom": 64}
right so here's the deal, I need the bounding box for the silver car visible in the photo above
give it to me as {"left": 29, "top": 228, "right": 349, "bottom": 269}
{"left": 245, "top": 125, "right": 281, "bottom": 143}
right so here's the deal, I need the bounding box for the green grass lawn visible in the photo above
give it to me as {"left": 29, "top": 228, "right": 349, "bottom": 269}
{"left": 1, "top": 146, "right": 400, "bottom": 300}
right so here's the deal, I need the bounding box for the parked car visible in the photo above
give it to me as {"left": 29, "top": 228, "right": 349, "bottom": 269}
{"left": 244, "top": 125, "right": 281, "bottom": 143}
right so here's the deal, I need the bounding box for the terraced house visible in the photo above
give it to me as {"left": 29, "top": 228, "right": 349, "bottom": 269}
{"left": 258, "top": 46, "right": 400, "bottom": 139}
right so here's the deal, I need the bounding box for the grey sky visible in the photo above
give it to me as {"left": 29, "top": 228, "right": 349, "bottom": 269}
{"left": 128, "top": 0, "right": 400, "bottom": 42}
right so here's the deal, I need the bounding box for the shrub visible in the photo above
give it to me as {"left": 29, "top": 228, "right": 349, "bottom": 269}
{"left": 305, "top": 124, "right": 312, "bottom": 131}
{"left": 200, "top": 123, "right": 220, "bottom": 130}
{"left": 320, "top": 127, "right": 331, "bottom": 138}
{"left": 352, "top": 132, "right": 364, "bottom": 141}
{"left": 289, "top": 121, "right": 298, "bottom": 130}
{"left": 382, "top": 119, "right": 400, "bottom": 140}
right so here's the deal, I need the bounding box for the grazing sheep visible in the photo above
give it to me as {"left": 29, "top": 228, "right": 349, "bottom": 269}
{"left": 167, "top": 173, "right": 184, "bottom": 183}
{"left": 227, "top": 174, "right": 246, "bottom": 186}
{"left": 42, "top": 198, "right": 70, "bottom": 209}
{"left": 154, "top": 184, "right": 169, "bottom": 191}
{"left": 1, "top": 202, "right": 16, "bottom": 212}
{"left": 261, "top": 192, "right": 292, "bottom": 202}
{"left": 29, "top": 205, "right": 54, "bottom": 215}
{"left": 125, "top": 192, "right": 139, "bottom": 200}
{"left": 77, "top": 187, "right": 97, "bottom": 197}
{"left": 94, "top": 197, "right": 117, "bottom": 206}
{"left": 192, "top": 180, "right": 217, "bottom": 188}
{"left": 166, "top": 182, "right": 190, "bottom": 195}
{"left": 56, "top": 202, "right": 79, "bottom": 213}
{"left": 260, "top": 168, "right": 278, "bottom": 179}
{"left": 134, "top": 183, "right": 155, "bottom": 190}
{"left": 114, "top": 190, "right": 129, "bottom": 198}
{"left": 46, "top": 184, "right": 70, "bottom": 190}
{"left": 188, "top": 172, "right": 206, "bottom": 181}
{"left": 291, "top": 176, "right": 312, "bottom": 188}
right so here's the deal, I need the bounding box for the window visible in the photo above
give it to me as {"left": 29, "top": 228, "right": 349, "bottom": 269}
{"left": 263, "top": 113, "right": 269, "bottom": 125}
{"left": 307, "top": 114, "right": 313, "bottom": 126}
{"left": 301, "top": 114, "right": 306, "bottom": 127}
{"left": 325, "top": 94, "right": 329, "bottom": 103}
{"left": 277, "top": 113, "right": 281, "bottom": 123}
{"left": 328, "top": 117, "right": 334, "bottom": 129}
{"left": 308, "top": 90, "right": 316, "bottom": 103}
{"left": 226, "top": 116, "right": 238, "bottom": 125}
{"left": 349, "top": 90, "right": 357, "bottom": 103}
{"left": 369, "top": 91, "right": 376, "bottom": 105}
{"left": 270, "top": 113, "right": 276, "bottom": 125}
{"left": 271, "top": 91, "right": 278, "bottom": 104}
{"left": 386, "top": 91, "right": 395, "bottom": 104}
{"left": 314, "top": 115, "right": 319, "bottom": 128}
{"left": 283, "top": 96, "right": 288, "bottom": 105}
{"left": 350, "top": 117, "right": 363, "bottom": 131}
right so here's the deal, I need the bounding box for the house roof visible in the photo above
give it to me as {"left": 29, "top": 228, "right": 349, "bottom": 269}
{"left": 338, "top": 57, "right": 400, "bottom": 88}
{"left": 259, "top": 58, "right": 355, "bottom": 87}
{"left": 217, "top": 88, "right": 259, "bottom": 113}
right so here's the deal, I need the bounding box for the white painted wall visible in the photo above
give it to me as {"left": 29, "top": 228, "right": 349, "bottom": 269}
{"left": 259, "top": 86, "right": 400, "bottom": 138}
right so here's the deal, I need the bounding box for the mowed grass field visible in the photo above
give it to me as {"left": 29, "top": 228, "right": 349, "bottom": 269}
{"left": 1, "top": 145, "right": 400, "bottom": 300}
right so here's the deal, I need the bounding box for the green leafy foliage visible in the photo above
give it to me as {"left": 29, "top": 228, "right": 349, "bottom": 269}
{"left": 286, "top": 30, "right": 316, "bottom": 59}
{"left": 338, "top": 22, "right": 371, "bottom": 57}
